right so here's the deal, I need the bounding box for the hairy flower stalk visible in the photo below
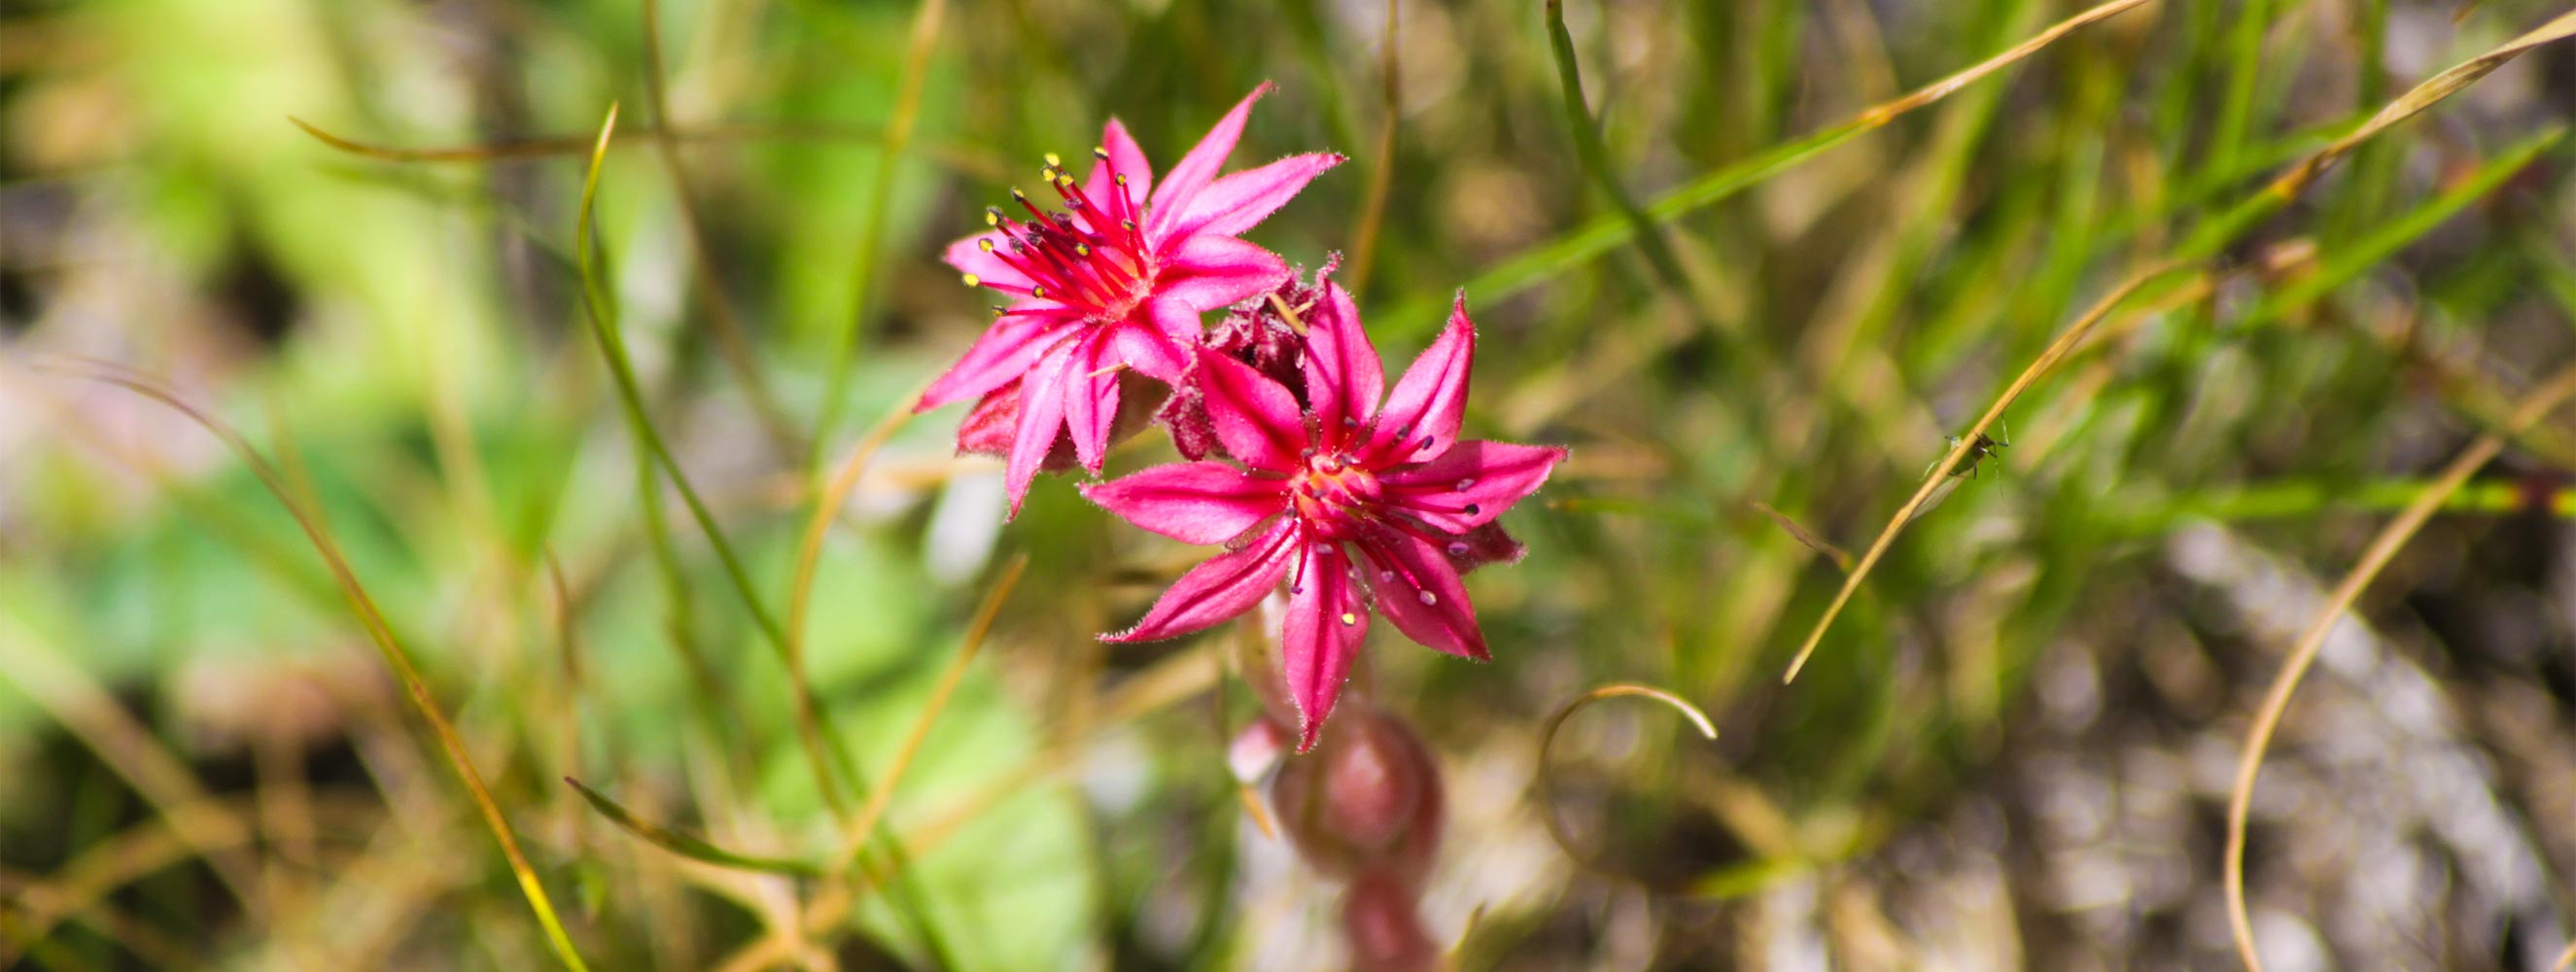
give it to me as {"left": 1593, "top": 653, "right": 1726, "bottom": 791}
{"left": 1083, "top": 273, "right": 1566, "bottom": 747}
{"left": 922, "top": 83, "right": 1345, "bottom": 511}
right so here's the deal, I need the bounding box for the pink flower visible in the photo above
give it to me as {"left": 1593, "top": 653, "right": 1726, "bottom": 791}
{"left": 923, "top": 83, "right": 1344, "bottom": 513}
{"left": 1081, "top": 279, "right": 1567, "bottom": 748}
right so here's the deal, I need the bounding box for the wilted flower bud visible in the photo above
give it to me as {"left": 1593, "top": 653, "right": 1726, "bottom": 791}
{"left": 1270, "top": 703, "right": 1443, "bottom": 884}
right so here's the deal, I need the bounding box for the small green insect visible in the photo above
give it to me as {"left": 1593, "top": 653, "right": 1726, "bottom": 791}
{"left": 1929, "top": 420, "right": 2010, "bottom": 480}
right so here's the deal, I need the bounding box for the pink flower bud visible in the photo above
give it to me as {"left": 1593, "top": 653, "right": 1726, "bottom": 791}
{"left": 1341, "top": 867, "right": 1439, "bottom": 972}
{"left": 1228, "top": 718, "right": 1288, "bottom": 784}
{"left": 1270, "top": 705, "right": 1442, "bottom": 883}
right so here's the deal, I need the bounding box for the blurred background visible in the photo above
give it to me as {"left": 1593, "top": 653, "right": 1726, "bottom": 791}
{"left": 6, "top": 0, "right": 2576, "bottom": 968}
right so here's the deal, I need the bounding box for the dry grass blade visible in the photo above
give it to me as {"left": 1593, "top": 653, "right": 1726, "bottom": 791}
{"left": 36, "top": 360, "right": 593, "bottom": 972}
{"left": 564, "top": 778, "right": 822, "bottom": 878}
{"left": 1855, "top": 0, "right": 2153, "bottom": 127}
{"left": 834, "top": 553, "right": 1029, "bottom": 870}
{"left": 2223, "top": 360, "right": 2576, "bottom": 972}
{"left": 2266, "top": 9, "right": 2576, "bottom": 199}
{"left": 1782, "top": 263, "right": 2186, "bottom": 682}
{"left": 2554, "top": 938, "right": 2576, "bottom": 972}
{"left": 1533, "top": 683, "right": 1719, "bottom": 881}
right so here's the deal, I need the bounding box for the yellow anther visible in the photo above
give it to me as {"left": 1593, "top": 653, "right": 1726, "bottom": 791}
{"left": 1092, "top": 146, "right": 1109, "bottom": 160}
{"left": 1030, "top": 285, "right": 1047, "bottom": 298}
{"left": 1044, "top": 152, "right": 1062, "bottom": 167}
{"left": 961, "top": 273, "right": 981, "bottom": 287}
{"left": 977, "top": 238, "right": 995, "bottom": 253}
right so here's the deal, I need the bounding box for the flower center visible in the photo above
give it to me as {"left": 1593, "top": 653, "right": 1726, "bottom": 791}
{"left": 964, "top": 150, "right": 1158, "bottom": 323}
{"left": 1292, "top": 450, "right": 1381, "bottom": 538}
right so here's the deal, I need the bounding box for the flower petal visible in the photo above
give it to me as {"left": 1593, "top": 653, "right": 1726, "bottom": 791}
{"left": 1382, "top": 441, "right": 1568, "bottom": 533}
{"left": 1366, "top": 293, "right": 1476, "bottom": 466}
{"left": 1064, "top": 332, "right": 1120, "bottom": 473}
{"left": 1167, "top": 152, "right": 1345, "bottom": 239}
{"left": 1117, "top": 313, "right": 1195, "bottom": 381}
{"left": 1081, "top": 118, "right": 1153, "bottom": 214}
{"left": 1104, "top": 522, "right": 1298, "bottom": 643}
{"left": 1003, "top": 342, "right": 1077, "bottom": 515}
{"left": 917, "top": 315, "right": 1083, "bottom": 411}
{"left": 1148, "top": 82, "right": 1272, "bottom": 238}
{"left": 1300, "top": 277, "right": 1382, "bottom": 450}
{"left": 1281, "top": 537, "right": 1368, "bottom": 750}
{"left": 1193, "top": 345, "right": 1310, "bottom": 473}
{"left": 1154, "top": 235, "right": 1290, "bottom": 312}
{"left": 1353, "top": 522, "right": 1487, "bottom": 661}
{"left": 1080, "top": 462, "right": 1287, "bottom": 545}
{"left": 941, "top": 229, "right": 1034, "bottom": 290}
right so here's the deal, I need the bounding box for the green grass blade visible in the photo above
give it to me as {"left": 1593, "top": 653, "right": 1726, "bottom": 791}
{"left": 564, "top": 778, "right": 824, "bottom": 878}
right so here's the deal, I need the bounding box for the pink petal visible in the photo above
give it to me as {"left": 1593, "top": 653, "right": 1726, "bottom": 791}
{"left": 1365, "top": 294, "right": 1476, "bottom": 466}
{"left": 1115, "top": 314, "right": 1194, "bottom": 381}
{"left": 1281, "top": 536, "right": 1368, "bottom": 750}
{"left": 1063, "top": 332, "right": 1121, "bottom": 472}
{"left": 1147, "top": 82, "right": 1272, "bottom": 239}
{"left": 1081, "top": 118, "right": 1153, "bottom": 214}
{"left": 1003, "top": 342, "right": 1077, "bottom": 515}
{"left": 1382, "top": 441, "right": 1568, "bottom": 533}
{"left": 1153, "top": 236, "right": 1290, "bottom": 312}
{"left": 1166, "top": 153, "right": 1345, "bottom": 239}
{"left": 1353, "top": 522, "right": 1487, "bottom": 661}
{"left": 1300, "top": 277, "right": 1383, "bottom": 450}
{"left": 1192, "top": 346, "right": 1310, "bottom": 473}
{"left": 917, "top": 316, "right": 1083, "bottom": 411}
{"left": 1104, "top": 522, "right": 1298, "bottom": 643}
{"left": 1080, "top": 461, "right": 1287, "bottom": 545}
{"left": 941, "top": 230, "right": 1034, "bottom": 290}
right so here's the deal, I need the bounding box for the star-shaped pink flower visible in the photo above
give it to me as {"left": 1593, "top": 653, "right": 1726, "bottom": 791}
{"left": 923, "top": 83, "right": 1344, "bottom": 513}
{"left": 1081, "top": 280, "right": 1566, "bottom": 748}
